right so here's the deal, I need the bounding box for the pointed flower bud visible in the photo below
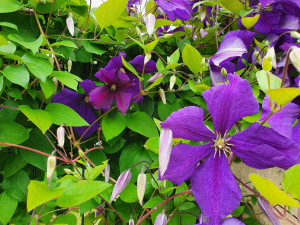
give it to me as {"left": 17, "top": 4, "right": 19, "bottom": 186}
{"left": 221, "top": 67, "right": 227, "bottom": 76}
{"left": 169, "top": 75, "right": 176, "bottom": 91}
{"left": 290, "top": 47, "right": 300, "bottom": 72}
{"left": 47, "top": 153, "right": 56, "bottom": 179}
{"left": 144, "top": 53, "right": 152, "bottom": 65}
{"left": 199, "top": 28, "right": 208, "bottom": 39}
{"left": 291, "top": 31, "right": 300, "bottom": 39}
{"left": 66, "top": 13, "right": 74, "bottom": 36}
{"left": 129, "top": 218, "right": 135, "bottom": 225}
{"left": 159, "top": 88, "right": 166, "bottom": 105}
{"left": 104, "top": 163, "right": 110, "bottom": 183}
{"left": 145, "top": 13, "right": 155, "bottom": 36}
{"left": 148, "top": 73, "right": 162, "bottom": 83}
{"left": 137, "top": 166, "right": 146, "bottom": 205}
{"left": 257, "top": 198, "right": 281, "bottom": 225}
{"left": 200, "top": 5, "right": 207, "bottom": 22}
{"left": 154, "top": 211, "right": 167, "bottom": 225}
{"left": 78, "top": 149, "right": 85, "bottom": 158}
{"left": 57, "top": 124, "right": 65, "bottom": 148}
{"left": 67, "top": 58, "right": 72, "bottom": 73}
{"left": 110, "top": 169, "right": 132, "bottom": 202}
{"left": 64, "top": 168, "right": 72, "bottom": 174}
{"left": 264, "top": 47, "right": 276, "bottom": 69}
{"left": 159, "top": 128, "right": 173, "bottom": 177}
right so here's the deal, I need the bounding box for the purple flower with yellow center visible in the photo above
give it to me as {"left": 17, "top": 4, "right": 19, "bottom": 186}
{"left": 89, "top": 69, "right": 135, "bottom": 114}
{"left": 51, "top": 80, "right": 99, "bottom": 139}
{"left": 155, "top": 0, "right": 193, "bottom": 21}
{"left": 160, "top": 73, "right": 300, "bottom": 224}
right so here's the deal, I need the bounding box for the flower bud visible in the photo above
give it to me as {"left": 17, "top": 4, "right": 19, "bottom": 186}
{"left": 159, "top": 88, "right": 166, "bottom": 105}
{"left": 129, "top": 218, "right": 135, "bottom": 225}
{"left": 52, "top": 77, "right": 58, "bottom": 94}
{"left": 159, "top": 128, "right": 173, "bottom": 177}
{"left": 169, "top": 75, "right": 176, "bottom": 91}
{"left": 147, "top": 73, "right": 162, "bottom": 83}
{"left": 199, "top": 28, "right": 208, "bottom": 39}
{"left": 66, "top": 14, "right": 74, "bottom": 36}
{"left": 221, "top": 67, "right": 227, "bottom": 76}
{"left": 145, "top": 13, "right": 155, "bottom": 37}
{"left": 67, "top": 58, "right": 72, "bottom": 73}
{"left": 110, "top": 169, "right": 132, "bottom": 202}
{"left": 137, "top": 166, "right": 146, "bottom": 205}
{"left": 264, "top": 47, "right": 276, "bottom": 69}
{"left": 144, "top": 53, "right": 152, "bottom": 65}
{"left": 64, "top": 168, "right": 72, "bottom": 174}
{"left": 290, "top": 47, "right": 300, "bottom": 72}
{"left": 154, "top": 211, "right": 167, "bottom": 225}
{"left": 57, "top": 124, "right": 65, "bottom": 148}
{"left": 104, "top": 163, "right": 110, "bottom": 183}
{"left": 200, "top": 5, "right": 207, "bottom": 22}
{"left": 199, "top": 213, "right": 209, "bottom": 224}
{"left": 291, "top": 31, "right": 300, "bottom": 39}
{"left": 78, "top": 149, "right": 85, "bottom": 158}
{"left": 257, "top": 197, "right": 280, "bottom": 225}
{"left": 47, "top": 154, "right": 56, "bottom": 179}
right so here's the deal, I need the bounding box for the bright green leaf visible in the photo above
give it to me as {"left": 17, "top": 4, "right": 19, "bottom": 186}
{"left": 50, "top": 41, "right": 77, "bottom": 48}
{"left": 249, "top": 174, "right": 300, "bottom": 207}
{"left": 56, "top": 180, "right": 111, "bottom": 207}
{"left": 256, "top": 70, "right": 281, "bottom": 93}
{"left": 127, "top": 112, "right": 158, "bottom": 138}
{"left": 144, "top": 137, "right": 159, "bottom": 154}
{"left": 3, "top": 65, "right": 29, "bottom": 89}
{"left": 102, "top": 110, "right": 126, "bottom": 141}
{"left": 95, "top": 0, "right": 128, "bottom": 29}
{"left": 120, "top": 183, "right": 138, "bottom": 203}
{"left": 0, "top": 120, "right": 29, "bottom": 146}
{"left": 87, "top": 160, "right": 108, "bottom": 180}
{"left": 267, "top": 88, "right": 300, "bottom": 106}
{"left": 0, "top": 22, "right": 18, "bottom": 30}
{"left": 144, "top": 39, "right": 159, "bottom": 54}
{"left": 83, "top": 41, "right": 106, "bottom": 55}
{"left": 241, "top": 15, "right": 260, "bottom": 29}
{"left": 39, "top": 78, "right": 55, "bottom": 98}
{"left": 182, "top": 44, "right": 202, "bottom": 75}
{"left": 27, "top": 180, "right": 65, "bottom": 212}
{"left": 51, "top": 71, "right": 82, "bottom": 90}
{"left": 19, "top": 105, "right": 52, "bottom": 133}
{"left": 220, "top": 0, "right": 244, "bottom": 15}
{"left": 121, "top": 55, "right": 143, "bottom": 80}
{"left": 0, "top": 192, "right": 18, "bottom": 225}
{"left": 8, "top": 34, "right": 43, "bottom": 53}
{"left": 0, "top": 35, "right": 8, "bottom": 46}
{"left": 0, "top": 0, "right": 22, "bottom": 13}
{"left": 262, "top": 58, "right": 272, "bottom": 71}
{"left": 145, "top": 77, "right": 163, "bottom": 91}
{"left": 282, "top": 164, "right": 300, "bottom": 199}
{"left": 188, "top": 80, "right": 210, "bottom": 95}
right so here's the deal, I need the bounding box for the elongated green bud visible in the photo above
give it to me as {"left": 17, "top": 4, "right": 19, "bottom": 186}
{"left": 67, "top": 58, "right": 72, "bottom": 73}
{"left": 137, "top": 166, "right": 146, "bottom": 205}
{"left": 47, "top": 154, "right": 56, "bottom": 179}
{"left": 57, "top": 124, "right": 65, "bottom": 148}
{"left": 104, "top": 163, "right": 110, "bottom": 183}
{"left": 169, "top": 75, "right": 176, "bottom": 91}
{"left": 159, "top": 88, "right": 166, "bottom": 105}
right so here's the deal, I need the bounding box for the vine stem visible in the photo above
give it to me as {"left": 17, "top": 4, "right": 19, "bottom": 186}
{"left": 136, "top": 190, "right": 192, "bottom": 225}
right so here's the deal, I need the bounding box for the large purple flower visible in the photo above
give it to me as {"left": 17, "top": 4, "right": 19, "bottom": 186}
{"left": 160, "top": 74, "right": 300, "bottom": 224}
{"left": 155, "top": 0, "right": 193, "bottom": 21}
{"left": 89, "top": 69, "right": 134, "bottom": 114}
{"left": 51, "top": 80, "right": 99, "bottom": 139}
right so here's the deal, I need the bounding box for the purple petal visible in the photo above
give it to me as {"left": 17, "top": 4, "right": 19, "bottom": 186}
{"left": 89, "top": 86, "right": 114, "bottom": 110}
{"left": 230, "top": 122, "right": 300, "bottom": 170}
{"left": 226, "top": 30, "right": 257, "bottom": 49}
{"left": 127, "top": 72, "right": 143, "bottom": 103}
{"left": 51, "top": 89, "right": 84, "bottom": 109}
{"left": 292, "top": 122, "right": 300, "bottom": 145}
{"left": 209, "top": 62, "right": 236, "bottom": 86}
{"left": 156, "top": 0, "right": 193, "bottom": 21}
{"left": 257, "top": 198, "right": 281, "bottom": 225}
{"left": 73, "top": 102, "right": 99, "bottom": 139}
{"left": 79, "top": 80, "right": 97, "bottom": 94}
{"left": 129, "top": 55, "right": 157, "bottom": 73}
{"left": 105, "top": 52, "right": 126, "bottom": 71}
{"left": 161, "top": 143, "right": 212, "bottom": 185}
{"left": 115, "top": 90, "right": 132, "bottom": 114}
{"left": 260, "top": 96, "right": 300, "bottom": 138}
{"left": 202, "top": 73, "right": 259, "bottom": 135}
{"left": 191, "top": 154, "right": 242, "bottom": 223}
{"left": 161, "top": 106, "right": 215, "bottom": 142}
{"left": 95, "top": 69, "right": 117, "bottom": 84}
{"left": 222, "top": 218, "right": 245, "bottom": 225}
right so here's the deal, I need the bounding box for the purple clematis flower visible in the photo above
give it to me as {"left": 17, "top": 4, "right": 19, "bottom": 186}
{"left": 89, "top": 69, "right": 135, "bottom": 114}
{"left": 51, "top": 80, "right": 99, "bottom": 139}
{"left": 155, "top": 0, "right": 193, "bottom": 21}
{"left": 160, "top": 73, "right": 300, "bottom": 224}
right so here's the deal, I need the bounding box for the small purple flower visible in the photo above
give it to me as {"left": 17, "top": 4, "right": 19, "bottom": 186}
{"left": 110, "top": 169, "right": 132, "bottom": 202}
{"left": 154, "top": 211, "right": 167, "bottom": 225}
{"left": 155, "top": 0, "right": 193, "bottom": 21}
{"left": 89, "top": 69, "right": 134, "bottom": 114}
{"left": 51, "top": 80, "right": 99, "bottom": 139}
{"left": 160, "top": 74, "right": 300, "bottom": 224}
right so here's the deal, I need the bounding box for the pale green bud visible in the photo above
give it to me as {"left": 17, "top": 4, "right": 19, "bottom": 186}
{"left": 64, "top": 168, "right": 72, "bottom": 174}
{"left": 159, "top": 88, "right": 166, "bottom": 105}
{"left": 67, "top": 58, "right": 72, "bottom": 73}
{"left": 169, "top": 75, "right": 176, "bottom": 91}
{"left": 291, "top": 31, "right": 300, "bottom": 39}
{"left": 221, "top": 67, "right": 227, "bottom": 76}
{"left": 137, "top": 166, "right": 146, "bottom": 205}
{"left": 290, "top": 47, "right": 300, "bottom": 72}
{"left": 57, "top": 124, "right": 65, "bottom": 148}
{"left": 47, "top": 155, "right": 56, "bottom": 179}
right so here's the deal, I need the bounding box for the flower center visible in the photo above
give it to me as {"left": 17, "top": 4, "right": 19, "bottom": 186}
{"left": 84, "top": 95, "right": 89, "bottom": 103}
{"left": 111, "top": 84, "right": 117, "bottom": 92}
{"left": 211, "top": 131, "right": 233, "bottom": 158}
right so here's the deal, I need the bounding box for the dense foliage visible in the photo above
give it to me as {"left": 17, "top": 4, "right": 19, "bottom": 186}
{"left": 0, "top": 0, "right": 300, "bottom": 224}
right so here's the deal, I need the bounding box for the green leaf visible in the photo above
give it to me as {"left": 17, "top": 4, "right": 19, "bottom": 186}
{"left": 3, "top": 65, "right": 29, "bottom": 89}
{"left": 86, "top": 160, "right": 108, "bottom": 180}
{"left": 282, "top": 164, "right": 300, "bottom": 199}
{"left": 188, "top": 80, "right": 210, "bottom": 95}
{"left": 0, "top": 192, "right": 18, "bottom": 225}
{"left": 56, "top": 180, "right": 111, "bottom": 207}
{"left": 121, "top": 55, "right": 143, "bottom": 80}
{"left": 249, "top": 174, "right": 300, "bottom": 207}
{"left": 39, "top": 77, "right": 55, "bottom": 98}
{"left": 102, "top": 110, "right": 126, "bottom": 141}
{"left": 83, "top": 41, "right": 106, "bottom": 55}
{"left": 127, "top": 112, "right": 158, "bottom": 138}
{"left": 0, "top": 42, "right": 16, "bottom": 54}
{"left": 145, "top": 77, "right": 163, "bottom": 91}
{"left": 95, "top": 0, "right": 128, "bottom": 29}
{"left": 120, "top": 183, "right": 138, "bottom": 203}
{"left": 262, "top": 58, "right": 272, "bottom": 71}
{"left": 0, "top": 0, "right": 22, "bottom": 13}
{"left": 267, "top": 88, "right": 300, "bottom": 106}
{"left": 0, "top": 22, "right": 18, "bottom": 30}
{"left": 0, "top": 120, "right": 29, "bottom": 146}
{"left": 2, "top": 170, "right": 30, "bottom": 202}
{"left": 19, "top": 105, "right": 52, "bottom": 133}
{"left": 144, "top": 137, "right": 159, "bottom": 154}
{"left": 7, "top": 88, "right": 22, "bottom": 100}
{"left": 256, "top": 70, "right": 281, "bottom": 93}
{"left": 220, "top": 0, "right": 244, "bottom": 15}
{"left": 241, "top": 15, "right": 260, "bottom": 29}
{"left": 51, "top": 71, "right": 82, "bottom": 90}
{"left": 45, "top": 103, "right": 89, "bottom": 126}
{"left": 50, "top": 41, "right": 78, "bottom": 48}
{"left": 182, "top": 44, "right": 202, "bottom": 75}
{"left": 22, "top": 52, "right": 53, "bottom": 82}
{"left": 4, "top": 152, "right": 27, "bottom": 178}
{"left": 168, "top": 49, "right": 180, "bottom": 64}
{"left": 144, "top": 38, "right": 159, "bottom": 53}
{"left": 0, "top": 35, "right": 8, "bottom": 46}
{"left": 8, "top": 34, "right": 43, "bottom": 53}
{"left": 27, "top": 180, "right": 65, "bottom": 212}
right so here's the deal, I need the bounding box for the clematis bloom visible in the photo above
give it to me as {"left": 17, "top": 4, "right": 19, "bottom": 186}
{"left": 160, "top": 73, "right": 300, "bottom": 224}
{"left": 155, "top": 0, "right": 193, "bottom": 21}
